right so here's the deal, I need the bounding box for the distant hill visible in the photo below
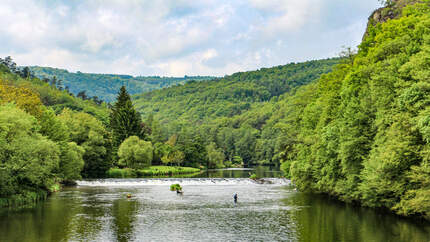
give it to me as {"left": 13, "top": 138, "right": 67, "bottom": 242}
{"left": 28, "top": 66, "right": 214, "bottom": 102}
{"left": 133, "top": 58, "right": 340, "bottom": 123}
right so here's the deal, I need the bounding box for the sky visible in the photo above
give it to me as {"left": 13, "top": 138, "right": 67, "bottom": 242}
{"left": 0, "top": 0, "right": 381, "bottom": 77}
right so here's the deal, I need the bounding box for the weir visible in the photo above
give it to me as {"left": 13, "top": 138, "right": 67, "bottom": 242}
{"left": 76, "top": 178, "right": 291, "bottom": 187}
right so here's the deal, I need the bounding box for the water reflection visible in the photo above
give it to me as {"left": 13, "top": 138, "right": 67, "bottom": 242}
{"left": 0, "top": 174, "right": 429, "bottom": 241}
{"left": 190, "top": 166, "right": 282, "bottom": 178}
{"left": 111, "top": 198, "right": 138, "bottom": 242}
{"left": 285, "top": 191, "right": 430, "bottom": 242}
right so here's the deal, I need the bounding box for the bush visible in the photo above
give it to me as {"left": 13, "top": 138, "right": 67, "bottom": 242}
{"left": 118, "top": 136, "right": 153, "bottom": 169}
{"left": 250, "top": 174, "right": 258, "bottom": 180}
{"left": 170, "top": 184, "right": 182, "bottom": 191}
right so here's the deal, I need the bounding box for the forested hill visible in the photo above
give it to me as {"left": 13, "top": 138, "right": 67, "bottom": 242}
{"left": 129, "top": 58, "right": 340, "bottom": 171}
{"left": 133, "top": 58, "right": 340, "bottom": 123}
{"left": 282, "top": 0, "right": 430, "bottom": 219}
{"left": 130, "top": 0, "right": 430, "bottom": 220}
{"left": 28, "top": 66, "right": 214, "bottom": 102}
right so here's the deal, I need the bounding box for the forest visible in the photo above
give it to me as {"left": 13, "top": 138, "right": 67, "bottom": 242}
{"left": 133, "top": 58, "right": 340, "bottom": 168}
{"left": 134, "top": 0, "right": 430, "bottom": 219}
{"left": 29, "top": 66, "right": 213, "bottom": 102}
{"left": 283, "top": 0, "right": 430, "bottom": 219}
{"left": 0, "top": 0, "right": 429, "bottom": 221}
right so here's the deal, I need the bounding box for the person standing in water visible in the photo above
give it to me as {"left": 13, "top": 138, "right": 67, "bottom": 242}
{"left": 234, "top": 193, "right": 238, "bottom": 203}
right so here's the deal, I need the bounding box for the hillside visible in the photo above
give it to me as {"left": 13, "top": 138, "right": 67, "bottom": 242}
{"left": 0, "top": 57, "right": 113, "bottom": 206}
{"left": 29, "top": 66, "right": 214, "bottom": 102}
{"left": 129, "top": 58, "right": 340, "bottom": 170}
{"left": 134, "top": 58, "right": 340, "bottom": 123}
{"left": 130, "top": 0, "right": 430, "bottom": 220}
{"left": 282, "top": 0, "right": 430, "bottom": 219}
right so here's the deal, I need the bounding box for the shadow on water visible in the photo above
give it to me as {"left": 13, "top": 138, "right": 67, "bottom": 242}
{"left": 284, "top": 191, "right": 430, "bottom": 242}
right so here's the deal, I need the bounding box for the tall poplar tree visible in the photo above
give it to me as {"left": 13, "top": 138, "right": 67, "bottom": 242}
{"left": 110, "top": 86, "right": 142, "bottom": 149}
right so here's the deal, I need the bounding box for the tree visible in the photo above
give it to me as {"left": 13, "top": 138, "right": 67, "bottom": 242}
{"left": 38, "top": 108, "right": 69, "bottom": 142}
{"left": 77, "top": 90, "right": 88, "bottom": 100}
{"left": 0, "top": 82, "right": 44, "bottom": 117}
{"left": 58, "top": 142, "right": 85, "bottom": 182}
{"left": 206, "top": 142, "right": 225, "bottom": 169}
{"left": 153, "top": 142, "right": 170, "bottom": 165}
{"left": 118, "top": 136, "right": 153, "bottom": 169}
{"left": 19, "top": 67, "right": 32, "bottom": 79}
{"left": 0, "top": 103, "right": 60, "bottom": 197}
{"left": 0, "top": 56, "right": 17, "bottom": 73}
{"left": 161, "top": 149, "right": 185, "bottom": 167}
{"left": 234, "top": 126, "right": 258, "bottom": 165}
{"left": 110, "top": 86, "right": 142, "bottom": 149}
{"left": 59, "top": 109, "right": 112, "bottom": 178}
{"left": 378, "top": 0, "right": 394, "bottom": 6}
{"left": 176, "top": 128, "right": 207, "bottom": 167}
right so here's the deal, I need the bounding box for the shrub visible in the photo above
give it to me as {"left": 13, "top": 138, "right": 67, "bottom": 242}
{"left": 170, "top": 184, "right": 182, "bottom": 191}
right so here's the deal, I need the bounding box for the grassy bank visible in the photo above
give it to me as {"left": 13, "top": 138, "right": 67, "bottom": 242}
{"left": 0, "top": 190, "right": 48, "bottom": 208}
{"left": 0, "top": 182, "right": 62, "bottom": 208}
{"left": 106, "top": 166, "right": 201, "bottom": 178}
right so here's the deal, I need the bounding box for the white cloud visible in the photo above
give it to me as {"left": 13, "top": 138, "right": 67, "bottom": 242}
{"left": 0, "top": 0, "right": 380, "bottom": 76}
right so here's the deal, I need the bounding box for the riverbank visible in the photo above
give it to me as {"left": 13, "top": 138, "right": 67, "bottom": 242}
{"left": 106, "top": 166, "right": 201, "bottom": 178}
{"left": 0, "top": 190, "right": 48, "bottom": 208}
{"left": 0, "top": 182, "right": 62, "bottom": 208}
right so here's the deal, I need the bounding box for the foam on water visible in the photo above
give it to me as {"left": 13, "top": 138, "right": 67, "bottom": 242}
{"left": 76, "top": 178, "right": 291, "bottom": 187}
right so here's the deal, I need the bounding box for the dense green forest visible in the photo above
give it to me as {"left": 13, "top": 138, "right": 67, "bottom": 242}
{"left": 0, "top": 57, "right": 113, "bottom": 206}
{"left": 133, "top": 59, "right": 340, "bottom": 167}
{"left": 29, "top": 66, "right": 213, "bottom": 102}
{"left": 283, "top": 0, "right": 430, "bottom": 219}
{"left": 132, "top": 0, "right": 429, "bottom": 219}
{"left": 134, "top": 59, "right": 340, "bottom": 122}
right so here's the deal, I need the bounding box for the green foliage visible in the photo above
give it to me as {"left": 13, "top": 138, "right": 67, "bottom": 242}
{"left": 0, "top": 104, "right": 60, "bottom": 197}
{"left": 58, "top": 142, "right": 85, "bottom": 181}
{"left": 134, "top": 58, "right": 339, "bottom": 123}
{"left": 29, "top": 66, "right": 213, "bottom": 102}
{"left": 138, "top": 166, "right": 200, "bottom": 177}
{"left": 206, "top": 142, "right": 225, "bottom": 169}
{"left": 0, "top": 62, "right": 110, "bottom": 124}
{"left": 0, "top": 58, "right": 111, "bottom": 206}
{"left": 131, "top": 58, "right": 338, "bottom": 167}
{"left": 281, "top": 2, "right": 430, "bottom": 220}
{"left": 170, "top": 184, "right": 182, "bottom": 191}
{"left": 250, "top": 174, "right": 258, "bottom": 180}
{"left": 118, "top": 136, "right": 153, "bottom": 169}
{"left": 0, "top": 81, "right": 43, "bottom": 117}
{"left": 59, "top": 109, "right": 111, "bottom": 178}
{"left": 110, "top": 86, "right": 143, "bottom": 149}
{"left": 0, "top": 190, "right": 48, "bottom": 208}
{"left": 106, "top": 166, "right": 200, "bottom": 178}
{"left": 106, "top": 168, "right": 136, "bottom": 178}
{"left": 38, "top": 108, "right": 69, "bottom": 142}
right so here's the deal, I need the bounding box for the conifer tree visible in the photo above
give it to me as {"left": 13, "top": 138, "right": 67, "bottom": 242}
{"left": 110, "top": 86, "right": 142, "bottom": 149}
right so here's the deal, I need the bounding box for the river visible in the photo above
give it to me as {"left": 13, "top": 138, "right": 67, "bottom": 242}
{"left": 0, "top": 168, "right": 429, "bottom": 241}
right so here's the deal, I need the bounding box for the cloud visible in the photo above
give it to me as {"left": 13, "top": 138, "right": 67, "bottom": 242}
{"left": 0, "top": 0, "right": 381, "bottom": 76}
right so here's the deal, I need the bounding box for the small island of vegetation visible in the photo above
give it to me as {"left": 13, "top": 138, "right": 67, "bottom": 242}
{"left": 107, "top": 166, "right": 201, "bottom": 178}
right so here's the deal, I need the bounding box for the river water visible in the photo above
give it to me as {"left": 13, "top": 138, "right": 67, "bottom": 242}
{"left": 0, "top": 169, "right": 429, "bottom": 242}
